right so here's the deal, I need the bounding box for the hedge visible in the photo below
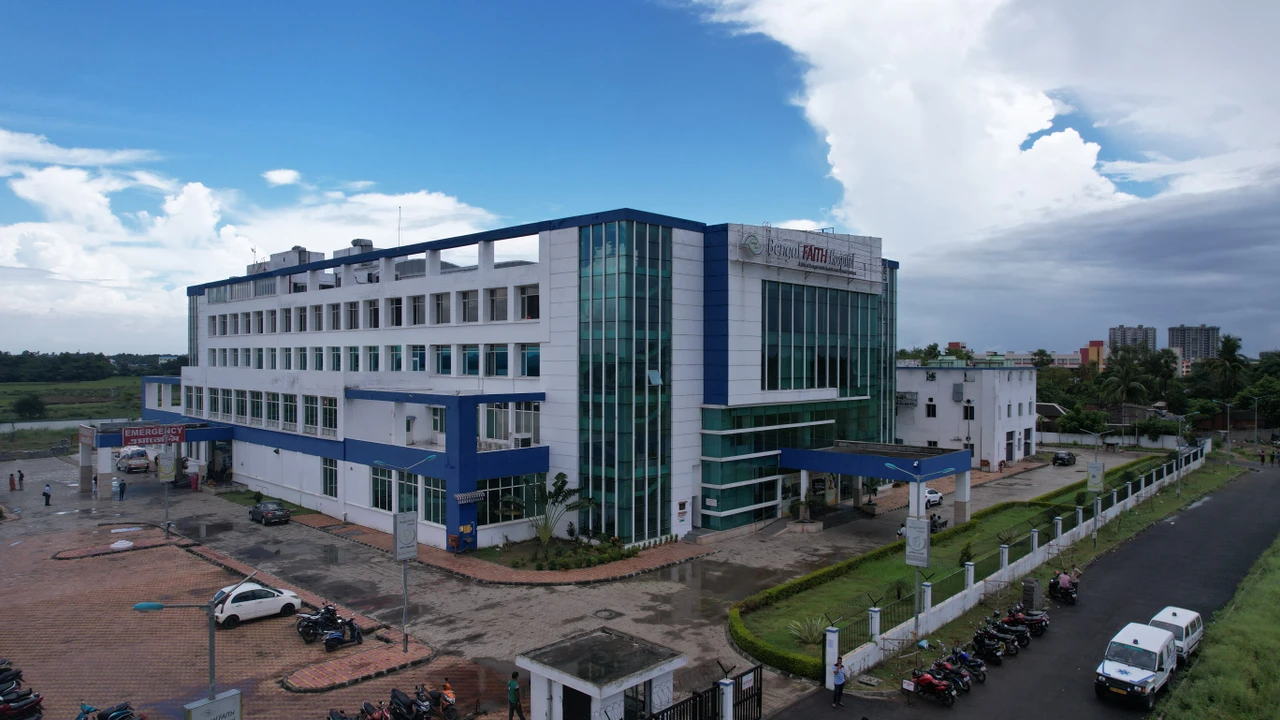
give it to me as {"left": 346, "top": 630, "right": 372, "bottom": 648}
{"left": 727, "top": 452, "right": 1172, "bottom": 676}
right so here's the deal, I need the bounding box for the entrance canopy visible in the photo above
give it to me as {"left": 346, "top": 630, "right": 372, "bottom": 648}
{"left": 780, "top": 441, "right": 971, "bottom": 483}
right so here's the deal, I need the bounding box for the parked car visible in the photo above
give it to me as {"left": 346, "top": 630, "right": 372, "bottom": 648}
{"left": 924, "top": 488, "right": 944, "bottom": 508}
{"left": 1095, "top": 622, "right": 1177, "bottom": 710}
{"left": 212, "top": 582, "right": 300, "bottom": 629}
{"left": 1148, "top": 606, "right": 1204, "bottom": 664}
{"left": 115, "top": 446, "right": 152, "bottom": 474}
{"left": 1052, "top": 450, "right": 1077, "bottom": 466}
{"left": 249, "top": 500, "right": 291, "bottom": 525}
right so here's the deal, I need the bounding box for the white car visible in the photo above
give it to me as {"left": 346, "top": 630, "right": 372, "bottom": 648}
{"left": 212, "top": 582, "right": 301, "bottom": 629}
{"left": 115, "top": 446, "right": 152, "bottom": 474}
{"left": 924, "top": 488, "right": 944, "bottom": 508}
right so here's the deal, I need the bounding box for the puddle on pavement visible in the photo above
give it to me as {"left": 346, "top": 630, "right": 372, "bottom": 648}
{"left": 175, "top": 518, "right": 234, "bottom": 539}
{"left": 625, "top": 557, "right": 816, "bottom": 628}
{"left": 1168, "top": 495, "right": 1213, "bottom": 523}
{"left": 322, "top": 544, "right": 355, "bottom": 565}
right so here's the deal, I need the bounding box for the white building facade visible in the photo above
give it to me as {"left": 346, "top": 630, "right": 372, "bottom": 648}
{"left": 894, "top": 363, "right": 1037, "bottom": 471}
{"left": 135, "top": 210, "right": 898, "bottom": 548}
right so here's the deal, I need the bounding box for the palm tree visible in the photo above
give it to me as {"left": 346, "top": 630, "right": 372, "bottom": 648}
{"left": 1205, "top": 334, "right": 1247, "bottom": 400}
{"left": 501, "top": 472, "right": 597, "bottom": 549}
{"left": 1102, "top": 357, "right": 1150, "bottom": 429}
{"left": 1147, "top": 349, "right": 1179, "bottom": 399}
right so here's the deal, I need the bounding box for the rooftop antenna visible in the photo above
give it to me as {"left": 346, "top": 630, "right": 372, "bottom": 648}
{"left": 251, "top": 246, "right": 259, "bottom": 264}
{"left": 398, "top": 206, "right": 402, "bottom": 247}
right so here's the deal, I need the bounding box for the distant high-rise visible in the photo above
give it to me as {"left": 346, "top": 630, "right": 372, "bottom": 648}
{"left": 1168, "top": 324, "right": 1221, "bottom": 363}
{"left": 1108, "top": 325, "right": 1157, "bottom": 352}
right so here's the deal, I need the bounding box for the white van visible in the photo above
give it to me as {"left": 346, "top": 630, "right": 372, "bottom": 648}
{"left": 1149, "top": 606, "right": 1204, "bottom": 664}
{"left": 1095, "top": 622, "right": 1177, "bottom": 710}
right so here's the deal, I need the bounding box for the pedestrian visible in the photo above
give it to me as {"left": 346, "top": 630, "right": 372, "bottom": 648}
{"left": 508, "top": 671, "right": 526, "bottom": 720}
{"left": 119, "top": 479, "right": 127, "bottom": 501}
{"left": 7, "top": 473, "right": 13, "bottom": 492}
{"left": 832, "top": 657, "right": 847, "bottom": 708}
{"left": 1260, "top": 450, "right": 1266, "bottom": 465}
{"left": 42, "top": 483, "right": 51, "bottom": 506}
{"left": 1272, "top": 450, "right": 1277, "bottom": 466}
{"left": 897, "top": 523, "right": 905, "bottom": 538}
{"left": 18, "top": 469, "right": 24, "bottom": 490}
{"left": 92, "top": 475, "right": 99, "bottom": 500}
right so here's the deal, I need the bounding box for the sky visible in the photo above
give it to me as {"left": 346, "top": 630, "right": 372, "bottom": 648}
{"left": 1, "top": 0, "right": 1277, "bottom": 355}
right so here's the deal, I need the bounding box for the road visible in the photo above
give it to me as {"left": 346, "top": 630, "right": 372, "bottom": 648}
{"left": 788, "top": 462, "right": 1279, "bottom": 720}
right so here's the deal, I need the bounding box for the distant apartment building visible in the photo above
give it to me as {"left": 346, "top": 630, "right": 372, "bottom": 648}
{"left": 1168, "top": 325, "right": 1220, "bottom": 364}
{"left": 1079, "top": 340, "right": 1106, "bottom": 370}
{"left": 1001, "top": 350, "right": 1081, "bottom": 369}
{"left": 1108, "top": 325, "right": 1157, "bottom": 352}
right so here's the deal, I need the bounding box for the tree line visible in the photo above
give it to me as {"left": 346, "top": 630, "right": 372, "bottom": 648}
{"left": 0, "top": 351, "right": 188, "bottom": 383}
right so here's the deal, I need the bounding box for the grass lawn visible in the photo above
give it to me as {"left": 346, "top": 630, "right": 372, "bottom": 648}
{"left": 1038, "top": 454, "right": 1168, "bottom": 505}
{"left": 218, "top": 490, "right": 316, "bottom": 516}
{"left": 1160, "top": 515, "right": 1280, "bottom": 719}
{"left": 864, "top": 460, "right": 1246, "bottom": 685}
{"left": 0, "top": 377, "right": 142, "bottom": 423}
{"left": 0, "top": 428, "right": 78, "bottom": 453}
{"left": 474, "top": 537, "right": 567, "bottom": 565}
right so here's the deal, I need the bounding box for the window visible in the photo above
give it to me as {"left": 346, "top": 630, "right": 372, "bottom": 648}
{"left": 254, "top": 310, "right": 264, "bottom": 334}
{"left": 208, "top": 316, "right": 217, "bottom": 337}
{"left": 476, "top": 474, "right": 545, "bottom": 526}
{"left": 387, "top": 297, "right": 403, "bottom": 327}
{"left": 297, "top": 346, "right": 307, "bottom": 371}
{"left": 282, "top": 394, "right": 297, "bottom": 430}
{"left": 421, "top": 475, "right": 445, "bottom": 525}
{"left": 432, "top": 292, "right": 451, "bottom": 324}
{"left": 268, "top": 347, "right": 277, "bottom": 370}
{"left": 235, "top": 390, "right": 247, "bottom": 421}
{"left": 219, "top": 314, "right": 228, "bottom": 335}
{"left": 1018, "top": 402, "right": 1023, "bottom": 416}
{"left": 345, "top": 301, "right": 359, "bottom": 330}
{"left": 184, "top": 386, "right": 193, "bottom": 412}
{"left": 410, "top": 295, "right": 426, "bottom": 325}
{"left": 460, "top": 344, "right": 480, "bottom": 375}
{"left": 207, "top": 348, "right": 216, "bottom": 367}
{"left": 266, "top": 392, "right": 279, "bottom": 427}
{"left": 927, "top": 441, "right": 939, "bottom": 447}
{"left": 330, "top": 346, "right": 341, "bottom": 371}
{"left": 963, "top": 405, "right": 975, "bottom": 420}
{"left": 230, "top": 349, "right": 239, "bottom": 368}
{"left": 282, "top": 307, "right": 292, "bottom": 332}
{"left": 366, "top": 346, "right": 380, "bottom": 372}
{"left": 518, "top": 285, "right": 539, "bottom": 320}
{"left": 926, "top": 403, "right": 937, "bottom": 418}
{"left": 255, "top": 348, "right": 264, "bottom": 369}
{"left": 241, "top": 312, "right": 250, "bottom": 333}
{"left": 303, "top": 395, "right": 319, "bottom": 434}
{"left": 194, "top": 387, "right": 203, "bottom": 414}
{"left": 249, "top": 391, "right": 263, "bottom": 424}
{"left": 371, "top": 467, "right": 393, "bottom": 511}
{"left": 219, "top": 348, "right": 228, "bottom": 367}
{"left": 347, "top": 346, "right": 359, "bottom": 372}
{"left": 1007, "top": 403, "right": 1012, "bottom": 418}
{"left": 322, "top": 458, "right": 337, "bottom": 498}
{"left": 459, "top": 291, "right": 478, "bottom": 323}
{"left": 312, "top": 347, "right": 323, "bottom": 371}
{"left": 296, "top": 307, "right": 307, "bottom": 332}
{"left": 515, "top": 401, "right": 540, "bottom": 444}
{"left": 409, "top": 345, "right": 427, "bottom": 372}
{"left": 519, "top": 343, "right": 540, "bottom": 377}
{"left": 321, "top": 397, "right": 337, "bottom": 437}
{"left": 485, "top": 344, "right": 508, "bottom": 376}
{"left": 431, "top": 407, "right": 447, "bottom": 432}
{"left": 365, "top": 299, "right": 380, "bottom": 329}
{"left": 221, "top": 389, "right": 233, "bottom": 417}
{"left": 309, "top": 306, "right": 322, "bottom": 331}
{"left": 396, "top": 471, "right": 417, "bottom": 513}
{"left": 230, "top": 314, "right": 239, "bottom": 334}
{"left": 242, "top": 348, "right": 251, "bottom": 367}
{"left": 760, "top": 279, "right": 873, "bottom": 393}
{"left": 328, "top": 303, "right": 341, "bottom": 331}
{"left": 388, "top": 345, "right": 403, "bottom": 372}
{"left": 267, "top": 309, "right": 277, "bottom": 333}
{"left": 926, "top": 371, "right": 936, "bottom": 382}
{"left": 487, "top": 287, "right": 508, "bottom": 321}
{"left": 282, "top": 347, "right": 292, "bottom": 370}
{"left": 433, "top": 345, "right": 451, "bottom": 375}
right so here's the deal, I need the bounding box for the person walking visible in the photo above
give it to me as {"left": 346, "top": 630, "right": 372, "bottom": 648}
{"left": 92, "top": 475, "right": 99, "bottom": 500}
{"left": 7, "top": 473, "right": 13, "bottom": 492}
{"left": 18, "top": 469, "right": 24, "bottom": 490}
{"left": 832, "top": 658, "right": 847, "bottom": 708}
{"left": 507, "top": 671, "right": 526, "bottom": 720}
{"left": 118, "top": 479, "right": 127, "bottom": 501}
{"left": 42, "top": 483, "right": 51, "bottom": 506}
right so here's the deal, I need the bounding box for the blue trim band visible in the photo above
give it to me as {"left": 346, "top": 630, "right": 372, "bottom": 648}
{"left": 779, "top": 447, "right": 970, "bottom": 480}
{"left": 703, "top": 226, "right": 730, "bottom": 405}
{"left": 143, "top": 376, "right": 181, "bottom": 385}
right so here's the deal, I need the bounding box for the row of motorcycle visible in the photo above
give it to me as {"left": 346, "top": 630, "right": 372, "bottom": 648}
{"left": 327, "top": 685, "right": 460, "bottom": 720}
{"left": 907, "top": 602, "right": 1052, "bottom": 707}
{"left": 0, "top": 658, "right": 143, "bottom": 720}
{"left": 296, "top": 604, "right": 365, "bottom": 652}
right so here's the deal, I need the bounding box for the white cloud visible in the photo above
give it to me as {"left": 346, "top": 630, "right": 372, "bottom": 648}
{"left": 0, "top": 127, "right": 157, "bottom": 166}
{"left": 345, "top": 180, "right": 375, "bottom": 191}
{"left": 0, "top": 131, "right": 498, "bottom": 352}
{"left": 261, "top": 168, "right": 302, "bottom": 186}
{"left": 776, "top": 219, "right": 825, "bottom": 231}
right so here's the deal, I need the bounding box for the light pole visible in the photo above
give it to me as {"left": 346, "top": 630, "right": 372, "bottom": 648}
{"left": 1076, "top": 429, "right": 1112, "bottom": 548}
{"left": 1077, "top": 429, "right": 1114, "bottom": 464}
{"left": 133, "top": 571, "right": 257, "bottom": 700}
{"left": 1214, "top": 401, "right": 1234, "bottom": 466}
{"left": 373, "top": 455, "right": 437, "bottom": 653}
{"left": 1244, "top": 395, "right": 1262, "bottom": 453}
{"left": 884, "top": 462, "right": 956, "bottom": 641}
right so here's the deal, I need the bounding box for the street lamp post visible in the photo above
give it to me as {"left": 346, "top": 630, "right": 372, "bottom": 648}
{"left": 373, "top": 455, "right": 437, "bottom": 653}
{"left": 1244, "top": 395, "right": 1262, "bottom": 453}
{"left": 884, "top": 462, "right": 956, "bottom": 641}
{"left": 1214, "top": 401, "right": 1235, "bottom": 466}
{"left": 1076, "top": 429, "right": 1113, "bottom": 549}
{"left": 133, "top": 571, "right": 257, "bottom": 700}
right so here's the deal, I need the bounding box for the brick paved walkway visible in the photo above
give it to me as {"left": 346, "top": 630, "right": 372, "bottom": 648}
{"left": 284, "top": 633, "right": 433, "bottom": 692}
{"left": 52, "top": 525, "right": 190, "bottom": 559}
{"left": 866, "top": 457, "right": 1049, "bottom": 514}
{"left": 294, "top": 513, "right": 714, "bottom": 585}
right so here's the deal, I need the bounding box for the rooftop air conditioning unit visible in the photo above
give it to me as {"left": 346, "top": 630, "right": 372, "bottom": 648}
{"left": 512, "top": 433, "right": 533, "bottom": 449}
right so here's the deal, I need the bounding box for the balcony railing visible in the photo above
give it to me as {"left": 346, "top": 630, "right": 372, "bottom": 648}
{"left": 283, "top": 422, "right": 297, "bottom": 432}
{"left": 303, "top": 425, "right": 318, "bottom": 436}
{"left": 321, "top": 427, "right": 337, "bottom": 438}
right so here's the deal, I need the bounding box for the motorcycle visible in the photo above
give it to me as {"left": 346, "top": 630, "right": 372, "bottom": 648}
{"left": 909, "top": 668, "right": 956, "bottom": 707}
{"left": 411, "top": 682, "right": 459, "bottom": 720}
{"left": 358, "top": 701, "right": 390, "bottom": 720}
{"left": 976, "top": 624, "right": 1019, "bottom": 657}
{"left": 0, "top": 670, "right": 20, "bottom": 687}
{"left": 969, "top": 633, "right": 1005, "bottom": 666}
{"left": 327, "top": 711, "right": 356, "bottom": 720}
{"left": 0, "top": 691, "right": 41, "bottom": 719}
{"left": 298, "top": 605, "right": 343, "bottom": 644}
{"left": 946, "top": 647, "right": 987, "bottom": 683}
{"left": 930, "top": 658, "right": 971, "bottom": 693}
{"left": 323, "top": 617, "right": 364, "bottom": 652}
{"left": 1047, "top": 578, "right": 1078, "bottom": 605}
{"left": 1004, "top": 604, "right": 1048, "bottom": 637}
{"left": 75, "top": 702, "right": 146, "bottom": 720}
{"left": 989, "top": 612, "right": 1031, "bottom": 648}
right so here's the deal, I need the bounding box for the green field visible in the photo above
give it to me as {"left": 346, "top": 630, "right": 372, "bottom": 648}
{"left": 0, "top": 428, "right": 79, "bottom": 454}
{"left": 0, "top": 377, "right": 142, "bottom": 423}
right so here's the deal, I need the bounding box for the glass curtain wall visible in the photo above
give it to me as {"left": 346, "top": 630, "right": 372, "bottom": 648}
{"left": 579, "top": 221, "right": 671, "bottom": 543}
{"left": 879, "top": 261, "right": 898, "bottom": 442}
{"left": 761, "top": 280, "right": 880, "bottom": 396}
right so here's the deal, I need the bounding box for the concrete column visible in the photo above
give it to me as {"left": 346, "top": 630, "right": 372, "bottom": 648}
{"left": 799, "top": 469, "right": 811, "bottom": 521}
{"left": 718, "top": 679, "right": 734, "bottom": 720}
{"left": 1127, "top": 481, "right": 1135, "bottom": 502}
{"left": 999, "top": 544, "right": 1009, "bottom": 569}
{"left": 921, "top": 582, "right": 933, "bottom": 612}
{"left": 479, "top": 241, "right": 495, "bottom": 273}
{"left": 1110, "top": 489, "right": 1118, "bottom": 508}
{"left": 427, "top": 249, "right": 442, "bottom": 276}
{"left": 1030, "top": 528, "right": 1039, "bottom": 553}
{"left": 78, "top": 437, "right": 93, "bottom": 493}
{"left": 953, "top": 470, "right": 971, "bottom": 524}
{"left": 1053, "top": 516, "right": 1063, "bottom": 540}
{"left": 1094, "top": 497, "right": 1102, "bottom": 520}
{"left": 869, "top": 607, "right": 882, "bottom": 642}
{"left": 1075, "top": 506, "right": 1083, "bottom": 527}
{"left": 964, "top": 562, "right": 975, "bottom": 588}
{"left": 507, "top": 400, "right": 516, "bottom": 445}
{"left": 824, "top": 627, "right": 840, "bottom": 689}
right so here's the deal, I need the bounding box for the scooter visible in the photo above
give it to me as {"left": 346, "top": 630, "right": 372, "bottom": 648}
{"left": 1048, "top": 578, "right": 1078, "bottom": 605}
{"left": 0, "top": 690, "right": 41, "bottom": 719}
{"left": 357, "top": 701, "right": 390, "bottom": 720}
{"left": 323, "top": 617, "right": 364, "bottom": 652}
{"left": 976, "top": 624, "right": 1019, "bottom": 657}
{"left": 298, "top": 605, "right": 343, "bottom": 644}
{"left": 969, "top": 633, "right": 1004, "bottom": 666}
{"left": 75, "top": 702, "right": 146, "bottom": 720}
{"left": 946, "top": 647, "right": 987, "bottom": 683}
{"left": 909, "top": 668, "right": 956, "bottom": 707}
{"left": 0, "top": 670, "right": 20, "bottom": 687}
{"left": 412, "top": 682, "right": 459, "bottom": 720}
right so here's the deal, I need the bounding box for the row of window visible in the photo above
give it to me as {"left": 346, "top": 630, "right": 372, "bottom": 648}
{"left": 921, "top": 400, "right": 1035, "bottom": 418}
{"left": 369, "top": 467, "right": 543, "bottom": 527}
{"left": 203, "top": 343, "right": 541, "bottom": 377}
{"left": 206, "top": 286, "right": 540, "bottom": 338}
{"left": 186, "top": 387, "right": 339, "bottom": 436}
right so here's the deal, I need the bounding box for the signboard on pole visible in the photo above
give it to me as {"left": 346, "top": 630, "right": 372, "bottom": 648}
{"left": 78, "top": 425, "right": 96, "bottom": 446}
{"left": 394, "top": 511, "right": 418, "bottom": 562}
{"left": 158, "top": 454, "right": 176, "bottom": 482}
{"left": 184, "top": 689, "right": 241, "bottom": 720}
{"left": 1087, "top": 462, "right": 1105, "bottom": 493}
{"left": 904, "top": 517, "right": 931, "bottom": 568}
{"left": 122, "top": 424, "right": 186, "bottom": 446}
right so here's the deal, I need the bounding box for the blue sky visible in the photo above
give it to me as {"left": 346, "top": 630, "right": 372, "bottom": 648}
{"left": 0, "top": 1, "right": 840, "bottom": 229}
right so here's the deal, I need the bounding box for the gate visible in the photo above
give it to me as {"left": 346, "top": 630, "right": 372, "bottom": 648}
{"left": 648, "top": 666, "right": 762, "bottom": 720}
{"left": 732, "top": 666, "right": 763, "bottom": 720}
{"left": 649, "top": 688, "right": 718, "bottom": 720}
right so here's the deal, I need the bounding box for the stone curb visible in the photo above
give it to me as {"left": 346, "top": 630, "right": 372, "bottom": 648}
{"left": 52, "top": 536, "right": 193, "bottom": 560}
{"left": 280, "top": 636, "right": 438, "bottom": 694}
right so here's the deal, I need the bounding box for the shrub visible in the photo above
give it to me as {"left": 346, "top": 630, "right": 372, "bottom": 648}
{"left": 729, "top": 608, "right": 823, "bottom": 680}
{"left": 510, "top": 560, "right": 521, "bottom": 569}
{"left": 788, "top": 617, "right": 827, "bottom": 647}
{"left": 535, "top": 561, "right": 543, "bottom": 571}
{"left": 1074, "top": 490, "right": 1088, "bottom": 507}
{"left": 252, "top": 490, "right": 264, "bottom": 503}
{"left": 548, "top": 559, "right": 559, "bottom": 571}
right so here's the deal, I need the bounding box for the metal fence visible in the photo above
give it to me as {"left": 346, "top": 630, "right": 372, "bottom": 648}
{"left": 931, "top": 566, "right": 967, "bottom": 606}
{"left": 732, "top": 666, "right": 763, "bottom": 720}
{"left": 651, "top": 687, "right": 719, "bottom": 720}
{"left": 880, "top": 593, "right": 917, "bottom": 630}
